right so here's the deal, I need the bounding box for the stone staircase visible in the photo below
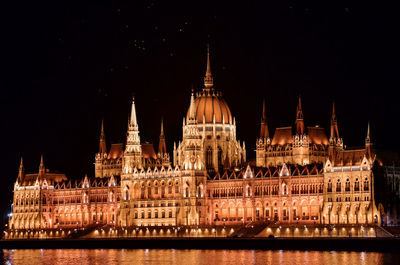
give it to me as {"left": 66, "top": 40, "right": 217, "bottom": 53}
{"left": 230, "top": 221, "right": 269, "bottom": 238}
{"left": 66, "top": 224, "right": 104, "bottom": 239}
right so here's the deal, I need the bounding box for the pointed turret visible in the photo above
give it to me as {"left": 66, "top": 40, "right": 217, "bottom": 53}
{"left": 366, "top": 121, "right": 371, "bottom": 145}
{"left": 188, "top": 89, "right": 197, "bottom": 124}
{"left": 365, "top": 121, "right": 373, "bottom": 158}
{"left": 204, "top": 45, "right": 214, "bottom": 91}
{"left": 124, "top": 96, "right": 142, "bottom": 169}
{"left": 39, "top": 154, "right": 45, "bottom": 177}
{"left": 99, "top": 119, "right": 107, "bottom": 154}
{"left": 260, "top": 99, "right": 269, "bottom": 139}
{"left": 158, "top": 118, "right": 167, "bottom": 154}
{"left": 295, "top": 96, "right": 305, "bottom": 135}
{"left": 330, "top": 102, "right": 339, "bottom": 140}
{"left": 17, "top": 157, "right": 24, "bottom": 183}
{"left": 130, "top": 96, "right": 138, "bottom": 128}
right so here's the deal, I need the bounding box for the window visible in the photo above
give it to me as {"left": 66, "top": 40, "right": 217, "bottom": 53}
{"left": 155, "top": 211, "right": 158, "bottom": 218}
{"left": 155, "top": 187, "right": 158, "bottom": 195}
{"left": 169, "top": 210, "right": 172, "bottom": 218}
{"left": 162, "top": 211, "right": 165, "bottom": 218}
{"left": 327, "top": 180, "right": 332, "bottom": 193}
{"left": 345, "top": 179, "right": 350, "bottom": 192}
{"left": 175, "top": 185, "right": 179, "bottom": 193}
{"left": 206, "top": 147, "right": 213, "bottom": 169}
{"left": 141, "top": 212, "right": 145, "bottom": 219}
{"left": 217, "top": 146, "right": 223, "bottom": 167}
{"left": 148, "top": 211, "right": 151, "bottom": 219}
{"left": 336, "top": 180, "right": 341, "bottom": 192}
{"left": 141, "top": 187, "right": 145, "bottom": 199}
{"left": 354, "top": 179, "right": 360, "bottom": 192}
{"left": 364, "top": 178, "right": 369, "bottom": 191}
{"left": 168, "top": 186, "right": 172, "bottom": 194}
{"left": 148, "top": 187, "right": 151, "bottom": 197}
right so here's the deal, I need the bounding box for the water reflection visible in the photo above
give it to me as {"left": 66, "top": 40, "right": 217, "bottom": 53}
{"left": 1, "top": 249, "right": 399, "bottom": 265}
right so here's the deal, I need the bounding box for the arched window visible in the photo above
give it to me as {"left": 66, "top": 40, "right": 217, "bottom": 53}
{"left": 206, "top": 147, "right": 213, "bottom": 168}
{"left": 327, "top": 180, "right": 332, "bottom": 192}
{"left": 218, "top": 146, "right": 223, "bottom": 167}
{"left": 336, "top": 179, "right": 341, "bottom": 192}
{"left": 364, "top": 177, "right": 369, "bottom": 191}
{"left": 355, "top": 179, "right": 360, "bottom": 192}
{"left": 185, "top": 186, "right": 189, "bottom": 198}
{"left": 345, "top": 179, "right": 350, "bottom": 192}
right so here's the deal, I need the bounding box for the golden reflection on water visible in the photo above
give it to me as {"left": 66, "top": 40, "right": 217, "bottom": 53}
{"left": 1, "top": 249, "right": 399, "bottom": 265}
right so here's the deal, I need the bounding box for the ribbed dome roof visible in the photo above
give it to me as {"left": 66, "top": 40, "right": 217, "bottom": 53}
{"left": 186, "top": 46, "right": 233, "bottom": 124}
{"left": 186, "top": 93, "right": 232, "bottom": 124}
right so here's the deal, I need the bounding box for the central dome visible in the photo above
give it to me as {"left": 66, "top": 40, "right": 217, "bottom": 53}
{"left": 186, "top": 92, "right": 232, "bottom": 124}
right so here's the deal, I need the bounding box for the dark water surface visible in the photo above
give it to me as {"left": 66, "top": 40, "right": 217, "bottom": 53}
{"left": 1, "top": 249, "right": 400, "bottom": 265}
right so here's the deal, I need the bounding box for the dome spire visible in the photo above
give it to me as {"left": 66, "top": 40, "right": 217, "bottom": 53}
{"left": 204, "top": 44, "right": 214, "bottom": 91}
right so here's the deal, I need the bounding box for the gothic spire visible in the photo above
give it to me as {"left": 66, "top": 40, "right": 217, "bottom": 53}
{"left": 99, "top": 119, "right": 107, "bottom": 154}
{"left": 130, "top": 96, "right": 138, "bottom": 128}
{"left": 260, "top": 99, "right": 269, "bottom": 139}
{"left": 204, "top": 44, "right": 214, "bottom": 91}
{"left": 366, "top": 121, "right": 371, "bottom": 145}
{"left": 295, "top": 96, "right": 305, "bottom": 135}
{"left": 330, "top": 102, "right": 339, "bottom": 140}
{"left": 188, "top": 89, "right": 197, "bottom": 122}
{"left": 158, "top": 118, "right": 167, "bottom": 154}
{"left": 18, "top": 157, "right": 24, "bottom": 182}
{"left": 39, "top": 154, "right": 45, "bottom": 176}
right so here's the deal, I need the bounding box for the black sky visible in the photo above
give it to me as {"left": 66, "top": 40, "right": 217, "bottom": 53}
{"left": 1, "top": 0, "right": 399, "bottom": 222}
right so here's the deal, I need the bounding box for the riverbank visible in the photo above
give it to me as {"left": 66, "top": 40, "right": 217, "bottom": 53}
{"left": 1, "top": 237, "right": 400, "bottom": 252}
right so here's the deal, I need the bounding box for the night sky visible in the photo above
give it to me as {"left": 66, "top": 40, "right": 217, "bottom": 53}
{"left": 1, "top": 1, "right": 399, "bottom": 222}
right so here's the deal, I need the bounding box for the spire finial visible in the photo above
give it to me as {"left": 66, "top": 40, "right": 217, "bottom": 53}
{"left": 330, "top": 101, "right": 339, "bottom": 140}
{"left": 99, "top": 119, "right": 107, "bottom": 153}
{"left": 158, "top": 118, "right": 167, "bottom": 154}
{"left": 260, "top": 99, "right": 269, "bottom": 139}
{"left": 332, "top": 102, "right": 336, "bottom": 121}
{"left": 295, "top": 96, "right": 305, "bottom": 135}
{"left": 18, "top": 156, "right": 24, "bottom": 182}
{"left": 366, "top": 121, "right": 371, "bottom": 143}
{"left": 189, "top": 89, "right": 196, "bottom": 121}
{"left": 130, "top": 96, "right": 138, "bottom": 127}
{"left": 160, "top": 117, "right": 164, "bottom": 136}
{"left": 204, "top": 44, "right": 214, "bottom": 91}
{"left": 261, "top": 98, "right": 267, "bottom": 122}
{"left": 39, "top": 154, "right": 45, "bottom": 176}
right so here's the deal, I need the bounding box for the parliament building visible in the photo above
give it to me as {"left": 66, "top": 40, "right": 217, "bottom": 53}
{"left": 5, "top": 48, "right": 400, "bottom": 239}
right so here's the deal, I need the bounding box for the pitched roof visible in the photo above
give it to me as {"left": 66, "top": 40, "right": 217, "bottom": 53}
{"left": 271, "top": 127, "right": 293, "bottom": 145}
{"left": 107, "top": 143, "right": 124, "bottom": 159}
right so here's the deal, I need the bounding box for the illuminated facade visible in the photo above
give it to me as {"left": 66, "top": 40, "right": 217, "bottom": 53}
{"left": 6, "top": 48, "right": 399, "bottom": 239}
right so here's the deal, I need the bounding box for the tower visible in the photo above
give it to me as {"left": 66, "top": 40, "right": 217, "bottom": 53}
{"left": 17, "top": 157, "right": 24, "bottom": 184}
{"left": 95, "top": 120, "right": 107, "bottom": 178}
{"left": 295, "top": 96, "right": 305, "bottom": 135}
{"left": 256, "top": 99, "right": 270, "bottom": 167}
{"left": 365, "top": 122, "right": 373, "bottom": 158}
{"left": 328, "top": 102, "right": 343, "bottom": 160}
{"left": 157, "top": 118, "right": 170, "bottom": 166}
{"left": 123, "top": 96, "right": 143, "bottom": 172}
{"left": 174, "top": 46, "right": 246, "bottom": 173}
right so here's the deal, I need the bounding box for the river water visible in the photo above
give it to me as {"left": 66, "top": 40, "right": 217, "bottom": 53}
{"left": 1, "top": 249, "right": 399, "bottom": 265}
